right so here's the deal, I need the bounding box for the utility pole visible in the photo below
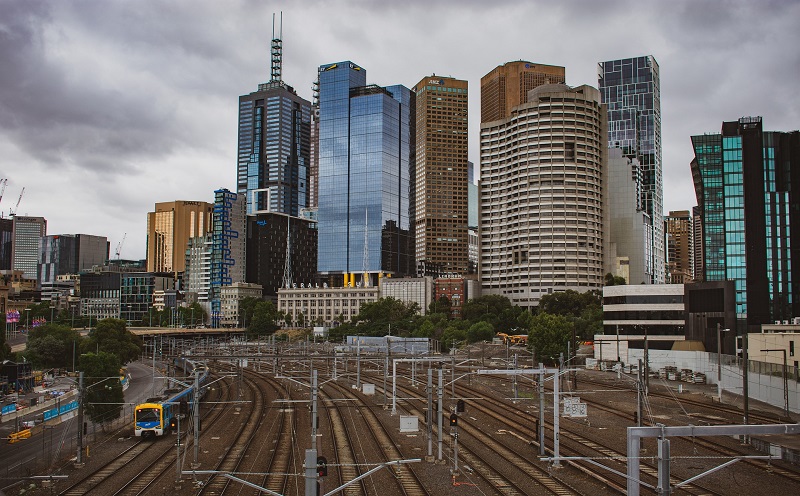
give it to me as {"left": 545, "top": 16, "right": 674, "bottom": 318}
{"left": 76, "top": 371, "right": 84, "bottom": 466}
{"left": 538, "top": 364, "right": 546, "bottom": 456}
{"left": 193, "top": 369, "right": 200, "bottom": 467}
{"left": 437, "top": 368, "right": 443, "bottom": 460}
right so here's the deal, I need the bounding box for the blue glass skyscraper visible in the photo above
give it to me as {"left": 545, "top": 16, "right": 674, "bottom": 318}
{"left": 599, "top": 56, "right": 664, "bottom": 284}
{"left": 692, "top": 117, "right": 800, "bottom": 332}
{"left": 316, "top": 62, "right": 415, "bottom": 284}
{"left": 237, "top": 29, "right": 311, "bottom": 216}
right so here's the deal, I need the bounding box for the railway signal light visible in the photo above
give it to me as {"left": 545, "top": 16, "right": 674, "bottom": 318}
{"left": 169, "top": 417, "right": 177, "bottom": 431}
{"left": 456, "top": 399, "right": 465, "bottom": 413}
{"left": 317, "top": 456, "right": 328, "bottom": 477}
{"left": 180, "top": 399, "right": 189, "bottom": 415}
{"left": 633, "top": 411, "right": 638, "bottom": 423}
{"left": 449, "top": 413, "right": 458, "bottom": 427}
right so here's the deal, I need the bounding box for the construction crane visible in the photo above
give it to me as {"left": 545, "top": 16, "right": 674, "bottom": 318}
{"left": 115, "top": 232, "right": 127, "bottom": 260}
{"left": 0, "top": 179, "right": 7, "bottom": 217}
{"left": 10, "top": 187, "right": 24, "bottom": 216}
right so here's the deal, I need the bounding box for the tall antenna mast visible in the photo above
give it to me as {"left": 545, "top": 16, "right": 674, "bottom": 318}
{"left": 283, "top": 216, "right": 292, "bottom": 288}
{"left": 270, "top": 12, "right": 283, "bottom": 83}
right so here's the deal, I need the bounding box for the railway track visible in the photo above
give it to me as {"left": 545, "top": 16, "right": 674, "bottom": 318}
{"left": 196, "top": 363, "right": 264, "bottom": 495}
{"left": 325, "top": 380, "right": 431, "bottom": 496}
{"left": 389, "top": 378, "right": 594, "bottom": 496}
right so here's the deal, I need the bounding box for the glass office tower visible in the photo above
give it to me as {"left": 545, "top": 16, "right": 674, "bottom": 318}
{"left": 237, "top": 25, "right": 311, "bottom": 218}
{"left": 316, "top": 61, "right": 415, "bottom": 285}
{"left": 598, "top": 56, "right": 664, "bottom": 284}
{"left": 692, "top": 117, "right": 800, "bottom": 332}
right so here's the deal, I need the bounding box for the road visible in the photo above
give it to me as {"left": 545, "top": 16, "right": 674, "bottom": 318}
{"left": 0, "top": 360, "right": 163, "bottom": 492}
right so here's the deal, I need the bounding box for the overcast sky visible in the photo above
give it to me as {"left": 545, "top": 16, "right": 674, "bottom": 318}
{"left": 2, "top": 0, "right": 799, "bottom": 260}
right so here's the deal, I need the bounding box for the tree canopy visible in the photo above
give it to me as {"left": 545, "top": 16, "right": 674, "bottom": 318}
{"left": 528, "top": 313, "right": 574, "bottom": 364}
{"left": 81, "top": 319, "right": 142, "bottom": 364}
{"left": 24, "top": 324, "right": 83, "bottom": 369}
{"left": 79, "top": 351, "right": 124, "bottom": 425}
{"left": 248, "top": 300, "right": 281, "bottom": 337}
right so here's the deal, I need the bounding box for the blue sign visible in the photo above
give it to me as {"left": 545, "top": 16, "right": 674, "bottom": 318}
{"left": 42, "top": 401, "right": 78, "bottom": 421}
{"left": 2, "top": 403, "right": 17, "bottom": 415}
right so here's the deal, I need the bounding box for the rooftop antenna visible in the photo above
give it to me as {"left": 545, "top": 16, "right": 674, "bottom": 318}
{"left": 270, "top": 12, "right": 283, "bottom": 83}
{"left": 283, "top": 215, "right": 292, "bottom": 288}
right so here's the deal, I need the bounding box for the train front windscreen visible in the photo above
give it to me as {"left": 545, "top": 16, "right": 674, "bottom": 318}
{"left": 135, "top": 407, "right": 162, "bottom": 430}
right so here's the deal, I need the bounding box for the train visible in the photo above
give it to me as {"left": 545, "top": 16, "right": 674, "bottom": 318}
{"left": 134, "top": 358, "right": 209, "bottom": 438}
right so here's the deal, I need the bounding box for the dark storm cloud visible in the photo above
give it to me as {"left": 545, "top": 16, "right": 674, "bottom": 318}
{"left": 0, "top": 1, "right": 245, "bottom": 175}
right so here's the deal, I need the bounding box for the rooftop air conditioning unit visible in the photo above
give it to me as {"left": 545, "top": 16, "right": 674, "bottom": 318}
{"left": 793, "top": 317, "right": 800, "bottom": 325}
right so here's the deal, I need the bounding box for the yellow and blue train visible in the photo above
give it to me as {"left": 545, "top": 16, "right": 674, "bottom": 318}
{"left": 134, "top": 358, "right": 209, "bottom": 437}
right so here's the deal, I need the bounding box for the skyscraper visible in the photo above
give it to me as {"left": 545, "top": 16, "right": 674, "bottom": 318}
{"left": 665, "top": 210, "right": 693, "bottom": 284}
{"left": 210, "top": 188, "right": 246, "bottom": 319}
{"left": 11, "top": 215, "right": 46, "bottom": 280}
{"left": 598, "top": 55, "right": 664, "bottom": 284}
{"left": 316, "top": 61, "right": 415, "bottom": 285}
{"left": 692, "top": 117, "right": 800, "bottom": 331}
{"left": 605, "top": 148, "right": 649, "bottom": 284}
{"left": 481, "top": 61, "right": 565, "bottom": 123}
{"left": 236, "top": 21, "right": 311, "bottom": 216}
{"left": 412, "top": 76, "right": 468, "bottom": 277}
{"left": 480, "top": 83, "right": 607, "bottom": 308}
{"left": 0, "top": 218, "right": 13, "bottom": 270}
{"left": 146, "top": 201, "right": 212, "bottom": 276}
{"left": 39, "top": 234, "right": 108, "bottom": 288}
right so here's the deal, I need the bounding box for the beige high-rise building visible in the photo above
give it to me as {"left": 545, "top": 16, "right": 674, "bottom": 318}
{"left": 665, "top": 210, "right": 693, "bottom": 283}
{"left": 480, "top": 61, "right": 565, "bottom": 123}
{"left": 146, "top": 201, "right": 212, "bottom": 275}
{"left": 480, "top": 83, "right": 606, "bottom": 309}
{"left": 413, "top": 76, "right": 469, "bottom": 276}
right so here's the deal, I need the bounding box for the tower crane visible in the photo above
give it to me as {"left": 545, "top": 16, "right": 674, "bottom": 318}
{"left": 115, "top": 232, "right": 127, "bottom": 260}
{"left": 0, "top": 179, "right": 7, "bottom": 216}
{"left": 10, "top": 187, "right": 24, "bottom": 216}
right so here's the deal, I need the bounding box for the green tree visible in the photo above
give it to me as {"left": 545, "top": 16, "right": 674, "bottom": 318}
{"left": 79, "top": 352, "right": 124, "bottom": 426}
{"left": 538, "top": 289, "right": 601, "bottom": 317}
{"left": 466, "top": 321, "right": 494, "bottom": 343}
{"left": 528, "top": 313, "right": 573, "bottom": 364}
{"left": 428, "top": 296, "right": 452, "bottom": 318}
{"left": 249, "top": 301, "right": 280, "bottom": 336}
{"left": 178, "top": 302, "right": 207, "bottom": 327}
{"left": 604, "top": 272, "right": 628, "bottom": 286}
{"left": 573, "top": 305, "right": 603, "bottom": 341}
{"left": 24, "top": 324, "right": 83, "bottom": 369}
{"left": 441, "top": 325, "right": 467, "bottom": 352}
{"left": 81, "top": 319, "right": 142, "bottom": 365}
{"left": 461, "top": 295, "right": 513, "bottom": 322}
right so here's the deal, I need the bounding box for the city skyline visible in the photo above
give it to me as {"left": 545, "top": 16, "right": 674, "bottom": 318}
{"left": 1, "top": 1, "right": 798, "bottom": 259}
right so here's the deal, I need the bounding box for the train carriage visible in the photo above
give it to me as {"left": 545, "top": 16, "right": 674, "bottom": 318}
{"left": 134, "top": 359, "right": 208, "bottom": 437}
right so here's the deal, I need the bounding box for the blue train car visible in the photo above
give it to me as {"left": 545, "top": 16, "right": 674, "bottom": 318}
{"left": 134, "top": 359, "right": 208, "bottom": 437}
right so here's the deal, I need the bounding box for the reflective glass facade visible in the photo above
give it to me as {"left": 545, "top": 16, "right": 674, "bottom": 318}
{"left": 316, "top": 62, "right": 415, "bottom": 281}
{"left": 599, "top": 56, "right": 664, "bottom": 284}
{"left": 692, "top": 117, "right": 800, "bottom": 331}
{"left": 237, "top": 81, "right": 311, "bottom": 216}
